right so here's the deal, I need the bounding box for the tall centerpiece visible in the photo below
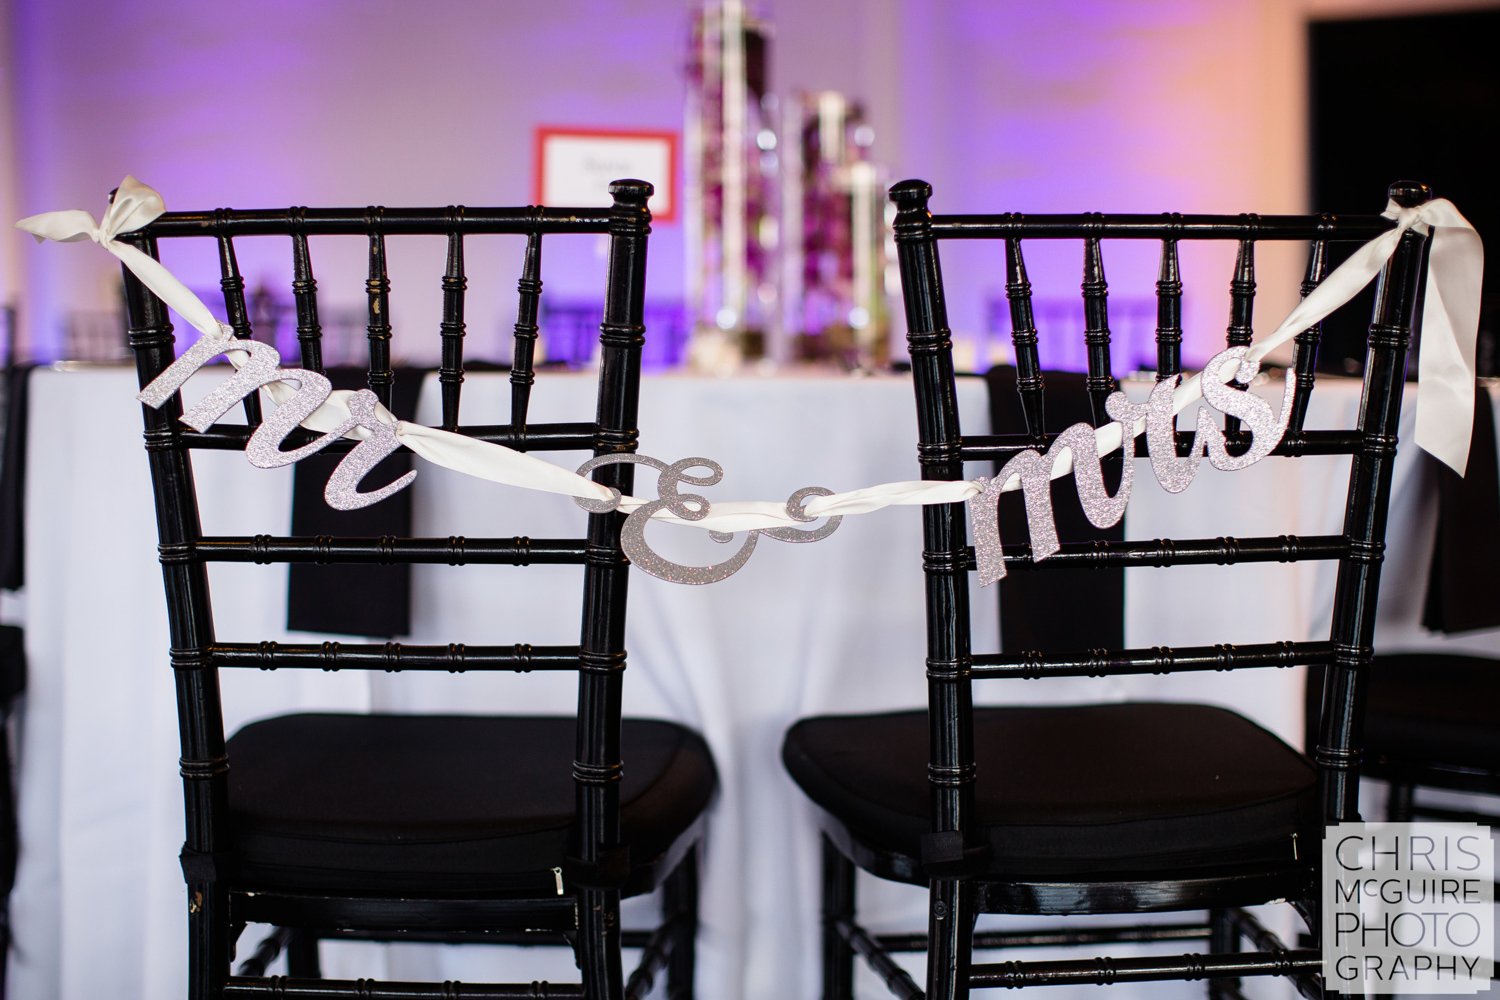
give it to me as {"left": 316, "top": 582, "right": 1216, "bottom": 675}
{"left": 685, "top": 0, "right": 779, "bottom": 370}
{"left": 781, "top": 92, "right": 892, "bottom": 369}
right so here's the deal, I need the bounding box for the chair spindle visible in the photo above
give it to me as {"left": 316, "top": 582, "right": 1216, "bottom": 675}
{"left": 1287, "top": 234, "right": 1331, "bottom": 437}
{"left": 1155, "top": 237, "right": 1183, "bottom": 380}
{"left": 1226, "top": 236, "right": 1258, "bottom": 351}
{"left": 365, "top": 218, "right": 395, "bottom": 410}
{"left": 1224, "top": 235, "right": 1257, "bottom": 437}
{"left": 1081, "top": 232, "right": 1116, "bottom": 424}
{"left": 1004, "top": 238, "right": 1046, "bottom": 437}
{"left": 439, "top": 223, "right": 467, "bottom": 431}
{"left": 215, "top": 226, "right": 262, "bottom": 426}
{"left": 511, "top": 230, "right": 544, "bottom": 434}
{"left": 289, "top": 223, "right": 324, "bottom": 373}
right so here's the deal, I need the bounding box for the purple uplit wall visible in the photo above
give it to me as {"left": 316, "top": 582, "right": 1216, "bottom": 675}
{"left": 0, "top": 3, "right": 22, "bottom": 359}
{"left": 867, "top": 0, "right": 1311, "bottom": 372}
{"left": 6, "top": 0, "right": 690, "bottom": 364}
{"left": 3, "top": 0, "right": 1472, "bottom": 367}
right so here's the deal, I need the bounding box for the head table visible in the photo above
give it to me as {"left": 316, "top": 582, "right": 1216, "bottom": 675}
{"left": 9, "top": 364, "right": 1498, "bottom": 999}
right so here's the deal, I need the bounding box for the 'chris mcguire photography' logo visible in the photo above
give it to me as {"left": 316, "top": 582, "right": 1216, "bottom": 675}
{"left": 1323, "top": 822, "right": 1494, "bottom": 994}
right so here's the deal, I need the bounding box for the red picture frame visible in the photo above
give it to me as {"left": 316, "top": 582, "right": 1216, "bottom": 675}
{"left": 533, "top": 126, "right": 679, "bottom": 223}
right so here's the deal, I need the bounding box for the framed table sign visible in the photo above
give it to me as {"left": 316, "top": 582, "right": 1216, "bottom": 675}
{"left": 534, "top": 126, "right": 678, "bottom": 222}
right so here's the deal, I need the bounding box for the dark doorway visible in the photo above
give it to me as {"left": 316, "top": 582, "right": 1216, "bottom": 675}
{"left": 1309, "top": 8, "right": 1498, "bottom": 375}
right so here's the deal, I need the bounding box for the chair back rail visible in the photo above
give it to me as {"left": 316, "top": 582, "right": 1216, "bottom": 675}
{"left": 178, "top": 421, "right": 600, "bottom": 453}
{"left": 889, "top": 178, "right": 1432, "bottom": 854}
{"left": 208, "top": 642, "right": 583, "bottom": 671}
{"left": 195, "top": 535, "right": 588, "bottom": 564}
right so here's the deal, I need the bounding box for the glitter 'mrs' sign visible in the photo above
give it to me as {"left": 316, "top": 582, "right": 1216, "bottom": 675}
{"left": 969, "top": 345, "right": 1296, "bottom": 585}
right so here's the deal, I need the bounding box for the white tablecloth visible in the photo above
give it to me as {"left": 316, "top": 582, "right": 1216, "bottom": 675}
{"left": 10, "top": 366, "right": 1498, "bottom": 999}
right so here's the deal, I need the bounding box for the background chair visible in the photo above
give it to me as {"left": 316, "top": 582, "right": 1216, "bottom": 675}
{"left": 0, "top": 315, "right": 28, "bottom": 999}
{"left": 1307, "top": 395, "right": 1500, "bottom": 859}
{"left": 0, "top": 626, "right": 21, "bottom": 1000}
{"left": 1329, "top": 395, "right": 1500, "bottom": 832}
{"left": 119, "top": 180, "right": 715, "bottom": 999}
{"left": 783, "top": 179, "right": 1434, "bottom": 998}
{"left": 1306, "top": 652, "right": 1500, "bottom": 831}
{"left": 1366, "top": 653, "right": 1500, "bottom": 825}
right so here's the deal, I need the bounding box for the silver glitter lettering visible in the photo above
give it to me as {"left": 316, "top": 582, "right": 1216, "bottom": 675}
{"left": 574, "top": 455, "right": 842, "bottom": 585}
{"left": 760, "top": 486, "right": 843, "bottom": 543}
{"left": 1106, "top": 375, "right": 1206, "bottom": 495}
{"left": 242, "top": 371, "right": 337, "bottom": 468}
{"left": 138, "top": 329, "right": 332, "bottom": 437}
{"left": 321, "top": 391, "right": 416, "bottom": 511}
{"left": 1200, "top": 347, "right": 1296, "bottom": 471}
{"left": 139, "top": 331, "right": 417, "bottom": 509}
{"left": 971, "top": 420, "right": 1134, "bottom": 586}
{"left": 135, "top": 325, "right": 238, "bottom": 410}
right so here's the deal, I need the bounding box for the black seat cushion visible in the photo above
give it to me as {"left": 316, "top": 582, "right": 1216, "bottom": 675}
{"left": 1364, "top": 654, "right": 1500, "bottom": 772}
{"left": 783, "top": 703, "right": 1316, "bottom": 879}
{"left": 226, "top": 713, "right": 716, "bottom": 894}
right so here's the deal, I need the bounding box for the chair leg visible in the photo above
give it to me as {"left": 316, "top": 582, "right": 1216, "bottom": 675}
{"left": 186, "top": 884, "right": 232, "bottom": 1000}
{"left": 1207, "top": 908, "right": 1241, "bottom": 999}
{"left": 822, "top": 835, "right": 856, "bottom": 1000}
{"left": 1386, "top": 781, "right": 1415, "bottom": 821}
{"left": 925, "top": 877, "right": 975, "bottom": 1000}
{"left": 578, "top": 886, "right": 625, "bottom": 1000}
{"left": 286, "top": 930, "right": 322, "bottom": 978}
{"left": 664, "top": 847, "right": 699, "bottom": 999}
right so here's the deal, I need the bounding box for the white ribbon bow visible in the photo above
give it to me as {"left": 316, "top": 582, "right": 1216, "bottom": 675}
{"left": 1405, "top": 201, "right": 1485, "bottom": 474}
{"left": 17, "top": 176, "right": 225, "bottom": 341}
{"left": 1250, "top": 196, "right": 1483, "bottom": 474}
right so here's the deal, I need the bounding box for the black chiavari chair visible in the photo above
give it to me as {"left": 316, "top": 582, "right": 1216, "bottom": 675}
{"left": 0, "top": 627, "right": 21, "bottom": 1000}
{"left": 0, "top": 303, "right": 25, "bottom": 998}
{"left": 782, "top": 179, "right": 1435, "bottom": 998}
{"left": 119, "top": 181, "right": 715, "bottom": 1000}
{"left": 1307, "top": 406, "right": 1500, "bottom": 838}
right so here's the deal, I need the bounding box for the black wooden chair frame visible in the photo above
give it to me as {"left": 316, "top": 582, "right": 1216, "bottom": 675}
{"left": 120, "top": 181, "right": 705, "bottom": 1000}
{"left": 805, "top": 179, "right": 1434, "bottom": 1000}
{"left": 0, "top": 626, "right": 21, "bottom": 1000}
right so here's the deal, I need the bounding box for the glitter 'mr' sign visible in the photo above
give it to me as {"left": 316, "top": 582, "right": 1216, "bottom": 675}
{"left": 137, "top": 329, "right": 413, "bottom": 511}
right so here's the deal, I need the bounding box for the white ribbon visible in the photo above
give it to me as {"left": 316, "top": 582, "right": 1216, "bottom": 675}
{"left": 15, "top": 178, "right": 1485, "bottom": 534}
{"left": 1408, "top": 201, "right": 1484, "bottom": 473}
